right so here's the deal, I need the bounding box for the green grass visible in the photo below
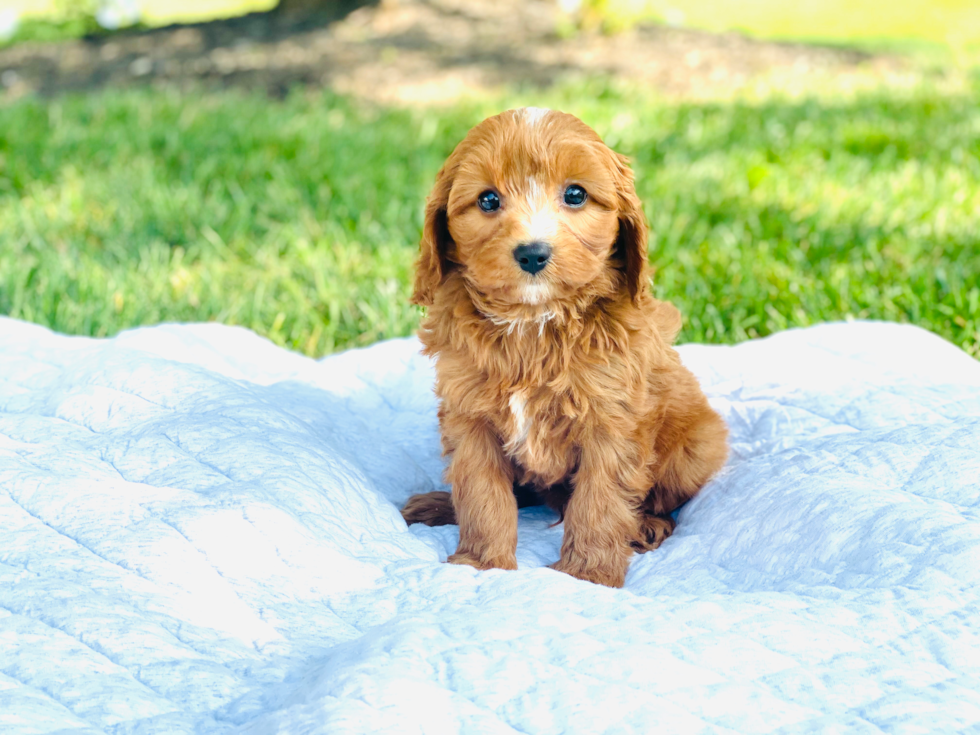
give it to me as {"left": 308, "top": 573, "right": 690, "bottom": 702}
{"left": 0, "top": 79, "right": 978, "bottom": 357}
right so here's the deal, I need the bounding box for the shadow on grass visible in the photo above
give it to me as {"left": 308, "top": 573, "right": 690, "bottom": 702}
{"left": 0, "top": 0, "right": 583, "bottom": 99}
{"left": 0, "top": 0, "right": 892, "bottom": 102}
{"left": 0, "top": 1, "right": 381, "bottom": 98}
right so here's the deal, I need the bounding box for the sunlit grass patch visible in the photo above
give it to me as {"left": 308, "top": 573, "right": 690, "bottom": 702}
{"left": 574, "top": 0, "right": 980, "bottom": 55}
{"left": 0, "top": 79, "right": 977, "bottom": 357}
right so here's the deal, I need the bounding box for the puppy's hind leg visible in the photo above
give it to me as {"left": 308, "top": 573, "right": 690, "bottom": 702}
{"left": 401, "top": 491, "right": 456, "bottom": 526}
{"left": 645, "top": 367, "right": 729, "bottom": 517}
{"left": 630, "top": 510, "right": 676, "bottom": 553}
{"left": 630, "top": 398, "right": 724, "bottom": 553}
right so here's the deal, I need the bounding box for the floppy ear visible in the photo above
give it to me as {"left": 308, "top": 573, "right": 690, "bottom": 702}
{"left": 411, "top": 163, "right": 456, "bottom": 306}
{"left": 611, "top": 153, "right": 650, "bottom": 302}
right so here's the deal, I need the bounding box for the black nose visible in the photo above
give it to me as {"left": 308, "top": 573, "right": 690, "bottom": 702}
{"left": 513, "top": 242, "right": 552, "bottom": 275}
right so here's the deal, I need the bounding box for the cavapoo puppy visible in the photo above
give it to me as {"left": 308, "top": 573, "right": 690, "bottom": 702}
{"left": 401, "top": 107, "right": 728, "bottom": 587}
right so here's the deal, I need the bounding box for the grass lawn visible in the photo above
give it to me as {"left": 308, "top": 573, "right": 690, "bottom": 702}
{"left": 0, "top": 77, "right": 978, "bottom": 357}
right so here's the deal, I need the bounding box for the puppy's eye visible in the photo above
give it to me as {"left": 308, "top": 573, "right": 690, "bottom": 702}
{"left": 563, "top": 185, "right": 587, "bottom": 207}
{"left": 477, "top": 190, "right": 501, "bottom": 212}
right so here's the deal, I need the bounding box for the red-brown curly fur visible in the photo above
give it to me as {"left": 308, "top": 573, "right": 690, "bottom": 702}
{"left": 401, "top": 108, "right": 728, "bottom": 587}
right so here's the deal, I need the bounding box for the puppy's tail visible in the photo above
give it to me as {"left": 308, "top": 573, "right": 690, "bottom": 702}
{"left": 401, "top": 491, "right": 456, "bottom": 526}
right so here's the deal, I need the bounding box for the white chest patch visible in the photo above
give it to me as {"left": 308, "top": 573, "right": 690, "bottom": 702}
{"left": 507, "top": 393, "right": 531, "bottom": 450}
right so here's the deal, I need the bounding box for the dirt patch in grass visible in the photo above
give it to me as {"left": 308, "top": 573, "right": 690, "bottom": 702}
{"left": 0, "top": 0, "right": 928, "bottom": 104}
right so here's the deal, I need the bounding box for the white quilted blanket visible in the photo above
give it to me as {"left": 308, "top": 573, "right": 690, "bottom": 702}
{"left": 2, "top": 317, "right": 979, "bottom": 734}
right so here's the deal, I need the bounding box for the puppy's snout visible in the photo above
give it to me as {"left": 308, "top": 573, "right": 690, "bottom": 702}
{"left": 513, "top": 242, "right": 552, "bottom": 275}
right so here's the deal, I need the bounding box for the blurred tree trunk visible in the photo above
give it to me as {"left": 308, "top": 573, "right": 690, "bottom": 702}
{"left": 275, "top": 0, "right": 388, "bottom": 15}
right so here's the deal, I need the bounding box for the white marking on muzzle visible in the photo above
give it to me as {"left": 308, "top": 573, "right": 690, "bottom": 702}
{"left": 521, "top": 282, "right": 552, "bottom": 306}
{"left": 522, "top": 176, "right": 557, "bottom": 243}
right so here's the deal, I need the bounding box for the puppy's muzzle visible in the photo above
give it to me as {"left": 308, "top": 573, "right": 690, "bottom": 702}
{"left": 513, "top": 242, "right": 552, "bottom": 275}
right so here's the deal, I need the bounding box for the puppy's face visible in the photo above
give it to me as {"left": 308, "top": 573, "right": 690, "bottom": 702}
{"left": 413, "top": 108, "right": 648, "bottom": 312}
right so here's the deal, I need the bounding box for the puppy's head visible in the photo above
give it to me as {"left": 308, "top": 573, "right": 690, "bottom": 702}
{"left": 412, "top": 108, "right": 648, "bottom": 312}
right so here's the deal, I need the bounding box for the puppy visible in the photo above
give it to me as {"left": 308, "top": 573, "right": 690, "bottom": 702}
{"left": 402, "top": 108, "right": 728, "bottom": 588}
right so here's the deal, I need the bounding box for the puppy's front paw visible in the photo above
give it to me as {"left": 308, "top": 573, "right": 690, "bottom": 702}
{"left": 550, "top": 555, "right": 628, "bottom": 588}
{"left": 447, "top": 551, "right": 517, "bottom": 571}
